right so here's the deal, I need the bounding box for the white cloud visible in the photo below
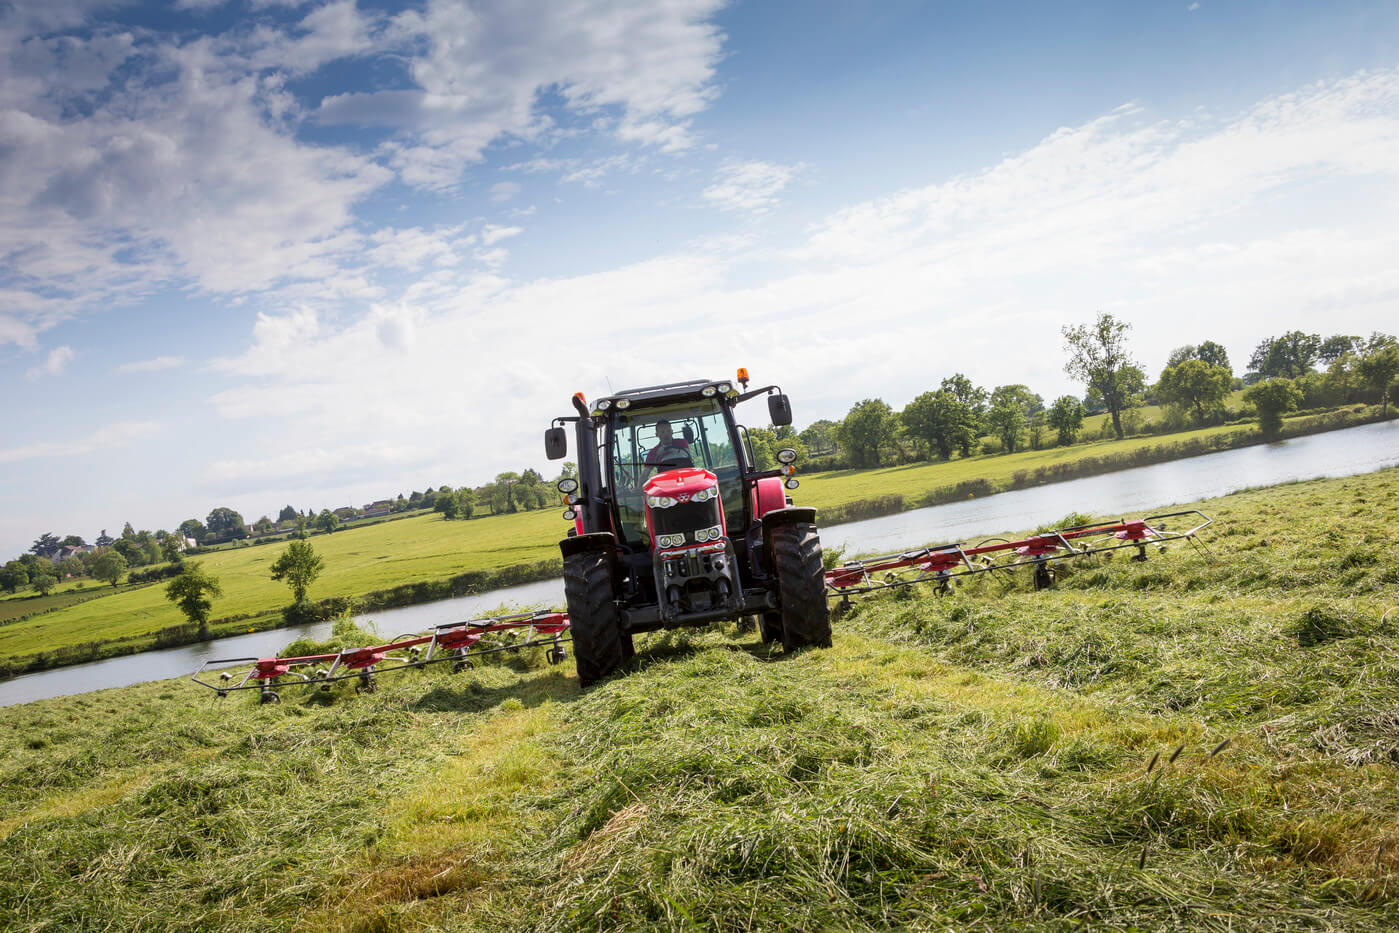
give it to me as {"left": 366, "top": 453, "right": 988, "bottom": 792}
{"left": 320, "top": 0, "right": 726, "bottom": 189}
{"left": 480, "top": 224, "right": 524, "bottom": 246}
{"left": 702, "top": 159, "right": 803, "bottom": 213}
{"left": 26, "top": 345, "right": 74, "bottom": 379}
{"left": 200, "top": 69, "right": 1399, "bottom": 495}
{"left": 0, "top": 420, "right": 160, "bottom": 464}
{"left": 490, "top": 181, "right": 521, "bottom": 201}
{"left": 116, "top": 355, "right": 187, "bottom": 374}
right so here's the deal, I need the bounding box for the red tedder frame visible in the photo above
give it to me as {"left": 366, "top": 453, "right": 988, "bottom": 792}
{"left": 190, "top": 510, "right": 1210, "bottom": 701}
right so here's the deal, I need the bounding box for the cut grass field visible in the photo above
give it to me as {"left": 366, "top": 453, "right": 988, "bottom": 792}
{"left": 1, "top": 468, "right": 1395, "bottom": 930}
{"left": 0, "top": 405, "right": 1384, "bottom": 675}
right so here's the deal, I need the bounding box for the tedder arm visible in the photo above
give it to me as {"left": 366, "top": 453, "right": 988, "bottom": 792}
{"left": 190, "top": 511, "right": 1210, "bottom": 701}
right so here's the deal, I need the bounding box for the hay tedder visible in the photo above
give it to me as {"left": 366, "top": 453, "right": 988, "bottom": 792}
{"left": 191, "top": 369, "right": 1212, "bottom": 702}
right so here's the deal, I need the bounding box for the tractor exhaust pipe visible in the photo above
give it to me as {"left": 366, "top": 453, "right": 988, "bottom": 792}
{"left": 571, "top": 394, "right": 606, "bottom": 533}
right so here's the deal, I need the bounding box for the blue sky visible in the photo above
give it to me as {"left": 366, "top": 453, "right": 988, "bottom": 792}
{"left": 3, "top": 0, "right": 1399, "bottom": 555}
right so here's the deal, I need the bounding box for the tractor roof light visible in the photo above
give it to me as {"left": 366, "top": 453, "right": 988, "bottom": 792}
{"left": 595, "top": 398, "right": 611, "bottom": 410}
{"left": 701, "top": 385, "right": 717, "bottom": 397}
{"left": 777, "top": 447, "right": 797, "bottom": 464}
{"left": 615, "top": 398, "right": 631, "bottom": 409}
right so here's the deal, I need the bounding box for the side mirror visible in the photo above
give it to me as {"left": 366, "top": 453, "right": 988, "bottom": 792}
{"left": 768, "top": 393, "right": 793, "bottom": 426}
{"left": 544, "top": 427, "right": 567, "bottom": 460}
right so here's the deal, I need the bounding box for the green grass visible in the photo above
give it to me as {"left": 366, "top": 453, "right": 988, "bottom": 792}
{"left": 0, "top": 469, "right": 1396, "bottom": 930}
{"left": 0, "top": 405, "right": 1384, "bottom": 675}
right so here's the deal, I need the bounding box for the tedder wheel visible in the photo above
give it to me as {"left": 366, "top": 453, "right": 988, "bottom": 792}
{"left": 563, "top": 550, "right": 627, "bottom": 688}
{"left": 770, "top": 522, "right": 832, "bottom": 651}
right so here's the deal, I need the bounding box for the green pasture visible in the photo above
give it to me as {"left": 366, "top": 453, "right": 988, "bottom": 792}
{"left": 1, "top": 469, "right": 1395, "bottom": 930}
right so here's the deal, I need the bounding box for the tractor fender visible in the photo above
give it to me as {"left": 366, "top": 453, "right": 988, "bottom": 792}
{"left": 760, "top": 506, "right": 817, "bottom": 531}
{"left": 560, "top": 531, "right": 617, "bottom": 560}
{"left": 751, "top": 475, "right": 789, "bottom": 520}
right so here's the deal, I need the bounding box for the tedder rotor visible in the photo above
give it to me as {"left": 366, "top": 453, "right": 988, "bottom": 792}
{"left": 190, "top": 369, "right": 1213, "bottom": 701}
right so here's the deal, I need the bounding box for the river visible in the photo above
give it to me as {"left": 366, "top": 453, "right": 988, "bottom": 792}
{"left": 3, "top": 418, "right": 1396, "bottom": 707}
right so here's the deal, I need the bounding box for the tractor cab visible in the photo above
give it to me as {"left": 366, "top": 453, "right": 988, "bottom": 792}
{"left": 544, "top": 370, "right": 831, "bottom": 687}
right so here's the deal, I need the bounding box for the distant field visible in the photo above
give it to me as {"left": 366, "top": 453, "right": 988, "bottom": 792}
{"left": 1079, "top": 387, "right": 1249, "bottom": 436}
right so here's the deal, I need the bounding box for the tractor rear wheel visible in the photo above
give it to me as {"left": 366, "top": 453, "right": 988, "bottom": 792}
{"left": 563, "top": 550, "right": 626, "bottom": 688}
{"left": 771, "top": 522, "right": 832, "bottom": 651}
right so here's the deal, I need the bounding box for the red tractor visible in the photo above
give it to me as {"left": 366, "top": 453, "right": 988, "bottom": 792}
{"left": 545, "top": 370, "right": 832, "bottom": 686}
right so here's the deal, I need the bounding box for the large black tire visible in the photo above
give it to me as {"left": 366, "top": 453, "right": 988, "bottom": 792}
{"left": 770, "top": 522, "right": 832, "bottom": 651}
{"left": 758, "top": 611, "right": 783, "bottom": 644}
{"left": 563, "top": 550, "right": 626, "bottom": 688}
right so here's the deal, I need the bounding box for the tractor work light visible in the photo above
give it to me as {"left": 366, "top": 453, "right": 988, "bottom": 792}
{"left": 557, "top": 478, "right": 579, "bottom": 494}
{"left": 701, "top": 385, "right": 717, "bottom": 397}
{"left": 785, "top": 478, "right": 800, "bottom": 489}
{"left": 717, "top": 382, "right": 732, "bottom": 395}
{"left": 615, "top": 398, "right": 631, "bottom": 409}
{"left": 595, "top": 398, "right": 611, "bottom": 410}
{"left": 563, "top": 509, "right": 577, "bottom": 520}
{"left": 777, "top": 447, "right": 797, "bottom": 464}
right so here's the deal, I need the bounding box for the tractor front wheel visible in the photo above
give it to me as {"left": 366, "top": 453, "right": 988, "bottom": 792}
{"left": 563, "top": 550, "right": 627, "bottom": 688}
{"left": 771, "top": 522, "right": 832, "bottom": 651}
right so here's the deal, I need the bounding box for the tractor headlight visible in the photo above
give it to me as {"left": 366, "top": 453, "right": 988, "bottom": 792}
{"left": 647, "top": 494, "right": 678, "bottom": 509}
{"left": 694, "top": 525, "right": 723, "bottom": 542}
{"left": 691, "top": 486, "right": 718, "bottom": 502}
{"left": 657, "top": 533, "right": 685, "bottom": 548}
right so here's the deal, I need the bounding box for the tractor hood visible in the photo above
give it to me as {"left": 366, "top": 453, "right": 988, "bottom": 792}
{"left": 642, "top": 468, "right": 726, "bottom": 551}
{"left": 642, "top": 467, "right": 718, "bottom": 503}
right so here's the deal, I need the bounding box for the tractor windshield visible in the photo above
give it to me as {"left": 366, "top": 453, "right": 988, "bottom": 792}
{"left": 608, "top": 399, "right": 742, "bottom": 544}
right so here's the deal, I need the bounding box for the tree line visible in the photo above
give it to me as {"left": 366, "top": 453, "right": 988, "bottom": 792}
{"left": 787, "top": 316, "right": 1398, "bottom": 470}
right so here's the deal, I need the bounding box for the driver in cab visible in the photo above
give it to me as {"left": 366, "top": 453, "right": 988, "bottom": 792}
{"left": 645, "top": 420, "right": 691, "bottom": 471}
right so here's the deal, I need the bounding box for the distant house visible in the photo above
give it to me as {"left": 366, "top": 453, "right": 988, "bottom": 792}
{"left": 361, "top": 498, "right": 394, "bottom": 518}
{"left": 49, "top": 544, "right": 96, "bottom": 564}
{"left": 332, "top": 506, "right": 359, "bottom": 521}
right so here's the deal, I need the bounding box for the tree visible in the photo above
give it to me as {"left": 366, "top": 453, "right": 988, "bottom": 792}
{"left": 1045, "top": 395, "right": 1086, "bottom": 446}
{"left": 294, "top": 515, "right": 309, "bottom": 539}
{"left": 60, "top": 534, "right": 85, "bottom": 547}
{"left": 1063, "top": 313, "right": 1145, "bottom": 439}
{"left": 91, "top": 551, "right": 129, "bottom": 588}
{"left": 269, "top": 539, "right": 324, "bottom": 604}
{"left": 1244, "top": 378, "right": 1302, "bottom": 435}
{"left": 278, "top": 504, "right": 298, "bottom": 523}
{"left": 161, "top": 535, "right": 185, "bottom": 564}
{"left": 113, "top": 537, "right": 146, "bottom": 567}
{"left": 253, "top": 516, "right": 274, "bottom": 535}
{"left": 205, "top": 507, "right": 248, "bottom": 541}
{"left": 901, "top": 390, "right": 976, "bottom": 461}
{"left": 1319, "top": 335, "right": 1360, "bottom": 365}
{"left": 939, "top": 374, "right": 988, "bottom": 455}
{"left": 1356, "top": 344, "right": 1399, "bottom": 415}
{"left": 839, "top": 399, "right": 898, "bottom": 467}
{"left": 165, "top": 563, "right": 222, "bottom": 637}
{"left": 95, "top": 528, "right": 115, "bottom": 547}
{"left": 315, "top": 509, "right": 340, "bottom": 534}
{"left": 177, "top": 519, "right": 206, "bottom": 541}
{"left": 494, "top": 472, "right": 522, "bottom": 512}
{"left": 1157, "top": 359, "right": 1233, "bottom": 425}
{"left": 986, "top": 385, "right": 1039, "bottom": 454}
{"left": 30, "top": 532, "right": 61, "bottom": 558}
{"left": 1166, "top": 341, "right": 1232, "bottom": 374}
{"left": 58, "top": 557, "right": 85, "bottom": 579}
{"left": 31, "top": 571, "right": 58, "bottom": 595}
{"left": 0, "top": 561, "right": 28, "bottom": 594}
{"left": 1249, "top": 331, "right": 1321, "bottom": 380}
{"left": 799, "top": 420, "right": 839, "bottom": 456}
